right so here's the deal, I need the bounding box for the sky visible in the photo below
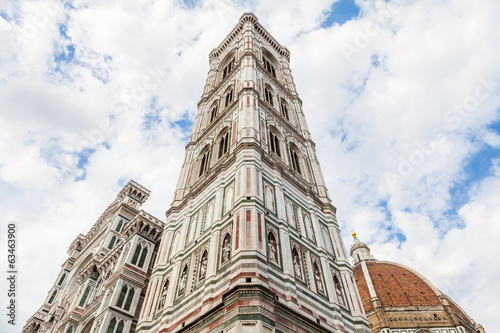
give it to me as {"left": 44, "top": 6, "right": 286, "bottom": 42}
{"left": 0, "top": 0, "right": 499, "bottom": 332}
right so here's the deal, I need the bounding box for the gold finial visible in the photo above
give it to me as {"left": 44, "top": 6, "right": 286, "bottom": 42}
{"left": 351, "top": 230, "right": 356, "bottom": 237}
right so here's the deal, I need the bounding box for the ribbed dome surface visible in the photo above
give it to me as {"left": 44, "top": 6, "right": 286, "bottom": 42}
{"left": 353, "top": 261, "right": 441, "bottom": 307}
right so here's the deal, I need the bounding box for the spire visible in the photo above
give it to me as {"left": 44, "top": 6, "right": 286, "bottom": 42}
{"left": 350, "top": 231, "right": 375, "bottom": 265}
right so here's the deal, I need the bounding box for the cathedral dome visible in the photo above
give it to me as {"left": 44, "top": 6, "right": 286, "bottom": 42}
{"left": 350, "top": 233, "right": 483, "bottom": 333}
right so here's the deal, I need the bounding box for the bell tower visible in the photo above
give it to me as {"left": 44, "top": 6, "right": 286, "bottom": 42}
{"left": 137, "top": 13, "right": 369, "bottom": 333}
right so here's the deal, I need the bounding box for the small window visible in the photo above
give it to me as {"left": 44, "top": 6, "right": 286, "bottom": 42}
{"left": 198, "top": 149, "right": 210, "bottom": 177}
{"left": 269, "top": 131, "right": 281, "bottom": 157}
{"left": 210, "top": 103, "right": 219, "bottom": 123}
{"left": 48, "top": 289, "right": 57, "bottom": 304}
{"left": 106, "top": 318, "right": 116, "bottom": 333}
{"left": 224, "top": 89, "right": 233, "bottom": 108}
{"left": 116, "top": 285, "right": 127, "bottom": 308}
{"left": 290, "top": 146, "right": 301, "bottom": 174}
{"left": 79, "top": 284, "right": 91, "bottom": 307}
{"left": 222, "top": 57, "right": 235, "bottom": 79}
{"left": 263, "top": 56, "right": 276, "bottom": 78}
{"left": 280, "top": 100, "right": 289, "bottom": 120}
{"left": 116, "top": 219, "right": 124, "bottom": 232}
{"left": 108, "top": 236, "right": 116, "bottom": 249}
{"left": 57, "top": 273, "right": 66, "bottom": 286}
{"left": 264, "top": 87, "right": 273, "bottom": 106}
{"left": 218, "top": 131, "right": 229, "bottom": 159}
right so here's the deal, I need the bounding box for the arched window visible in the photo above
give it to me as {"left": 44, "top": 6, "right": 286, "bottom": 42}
{"left": 280, "top": 99, "right": 289, "bottom": 120}
{"left": 116, "top": 219, "right": 124, "bottom": 232}
{"left": 209, "top": 102, "right": 219, "bottom": 123}
{"left": 224, "top": 88, "right": 234, "bottom": 108}
{"left": 289, "top": 144, "right": 301, "bottom": 174}
{"left": 222, "top": 57, "right": 235, "bottom": 79}
{"left": 138, "top": 247, "right": 148, "bottom": 268}
{"left": 334, "top": 275, "right": 346, "bottom": 306}
{"left": 79, "top": 284, "right": 91, "bottom": 307}
{"left": 131, "top": 245, "right": 142, "bottom": 265}
{"left": 218, "top": 130, "right": 230, "bottom": 159}
{"left": 198, "top": 147, "right": 211, "bottom": 177}
{"left": 263, "top": 55, "right": 276, "bottom": 78}
{"left": 66, "top": 325, "right": 73, "bottom": 333}
{"left": 124, "top": 288, "right": 135, "bottom": 311}
{"left": 57, "top": 273, "right": 66, "bottom": 286}
{"left": 108, "top": 236, "right": 116, "bottom": 249}
{"left": 116, "top": 285, "right": 128, "bottom": 308}
{"left": 116, "top": 321, "right": 124, "bottom": 333}
{"left": 269, "top": 128, "right": 281, "bottom": 157}
{"left": 106, "top": 318, "right": 116, "bottom": 333}
{"left": 48, "top": 289, "right": 57, "bottom": 304}
{"left": 264, "top": 86, "right": 273, "bottom": 106}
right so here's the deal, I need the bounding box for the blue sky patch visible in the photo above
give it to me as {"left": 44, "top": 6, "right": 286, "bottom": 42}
{"left": 75, "top": 147, "right": 96, "bottom": 181}
{"left": 322, "top": 0, "right": 360, "bottom": 28}
{"left": 180, "top": 0, "right": 199, "bottom": 10}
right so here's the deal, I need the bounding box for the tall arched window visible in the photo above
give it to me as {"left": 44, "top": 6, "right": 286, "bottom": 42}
{"left": 269, "top": 128, "right": 281, "bottom": 157}
{"left": 116, "top": 321, "right": 124, "bottom": 333}
{"left": 222, "top": 57, "right": 235, "bottom": 79}
{"left": 106, "top": 318, "right": 116, "bottom": 333}
{"left": 280, "top": 99, "right": 289, "bottom": 120}
{"left": 57, "top": 273, "right": 66, "bottom": 286}
{"left": 131, "top": 245, "right": 142, "bottom": 265}
{"left": 263, "top": 55, "right": 276, "bottom": 78}
{"left": 138, "top": 247, "right": 148, "bottom": 268}
{"left": 209, "top": 102, "right": 219, "bottom": 123}
{"left": 224, "top": 88, "right": 234, "bottom": 108}
{"left": 289, "top": 144, "right": 301, "bottom": 174}
{"left": 198, "top": 147, "right": 211, "bottom": 177}
{"left": 117, "top": 285, "right": 127, "bottom": 308}
{"left": 116, "top": 219, "right": 124, "bottom": 232}
{"left": 264, "top": 86, "right": 273, "bottom": 106}
{"left": 79, "top": 284, "right": 91, "bottom": 307}
{"left": 124, "top": 288, "right": 135, "bottom": 311}
{"left": 48, "top": 289, "right": 57, "bottom": 304}
{"left": 108, "top": 236, "right": 116, "bottom": 249}
{"left": 218, "top": 130, "right": 230, "bottom": 159}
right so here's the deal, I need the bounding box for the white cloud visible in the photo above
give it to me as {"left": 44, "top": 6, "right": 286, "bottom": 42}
{"left": 0, "top": 0, "right": 499, "bottom": 332}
